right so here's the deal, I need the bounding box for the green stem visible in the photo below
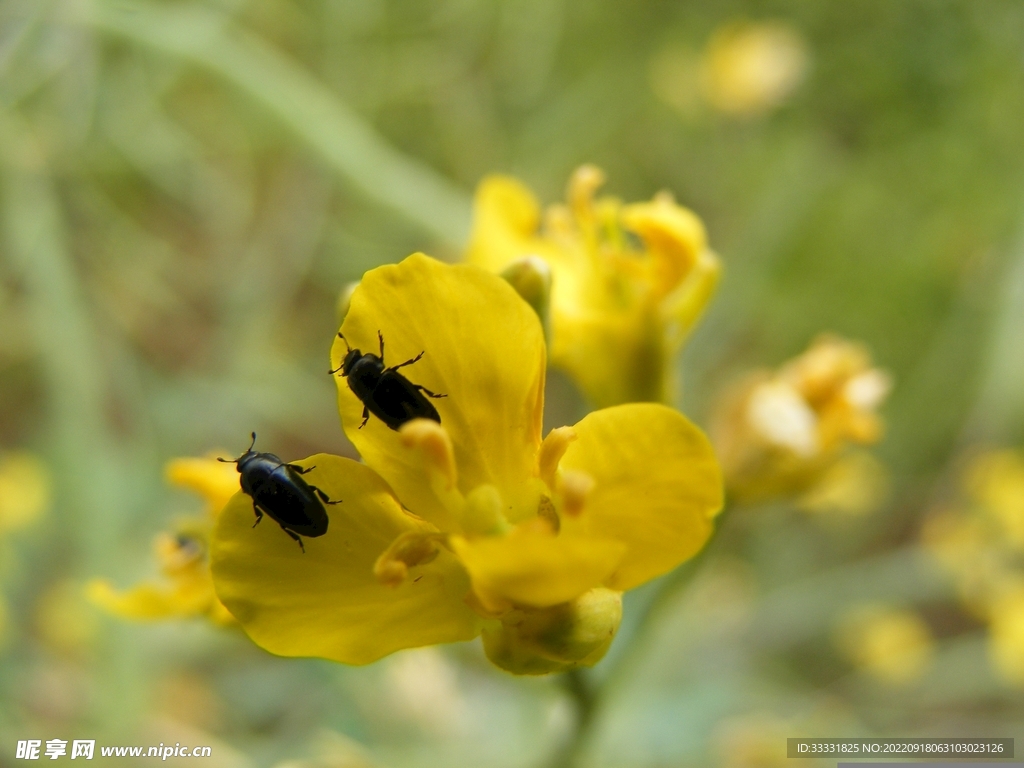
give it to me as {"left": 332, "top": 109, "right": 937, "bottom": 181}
{"left": 546, "top": 669, "right": 598, "bottom": 768}
{"left": 543, "top": 510, "right": 731, "bottom": 768}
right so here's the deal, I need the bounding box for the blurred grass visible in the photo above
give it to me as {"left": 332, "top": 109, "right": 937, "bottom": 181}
{"left": 2, "top": 0, "right": 1024, "bottom": 766}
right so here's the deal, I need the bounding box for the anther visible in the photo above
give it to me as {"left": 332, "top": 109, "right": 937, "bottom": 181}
{"left": 400, "top": 419, "right": 457, "bottom": 490}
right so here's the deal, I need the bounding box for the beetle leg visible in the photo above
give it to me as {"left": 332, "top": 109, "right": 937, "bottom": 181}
{"left": 310, "top": 485, "right": 342, "bottom": 505}
{"left": 377, "top": 330, "right": 385, "bottom": 361}
{"left": 252, "top": 503, "right": 264, "bottom": 528}
{"left": 389, "top": 350, "right": 425, "bottom": 371}
{"left": 359, "top": 404, "right": 369, "bottom": 428}
{"left": 286, "top": 463, "right": 313, "bottom": 474}
{"left": 416, "top": 385, "right": 448, "bottom": 399}
{"left": 280, "top": 527, "right": 306, "bottom": 553}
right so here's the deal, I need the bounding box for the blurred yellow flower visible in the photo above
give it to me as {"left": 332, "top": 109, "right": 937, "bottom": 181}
{"left": 922, "top": 509, "right": 1008, "bottom": 617}
{"left": 922, "top": 447, "right": 1024, "bottom": 686}
{"left": 211, "top": 254, "right": 723, "bottom": 674}
{"left": 699, "top": 21, "right": 809, "bottom": 117}
{"left": 714, "top": 713, "right": 795, "bottom": 768}
{"left": 989, "top": 589, "right": 1024, "bottom": 686}
{"left": 88, "top": 456, "right": 238, "bottom": 626}
{"left": 0, "top": 450, "right": 51, "bottom": 533}
{"left": 835, "top": 604, "right": 933, "bottom": 685}
{"left": 164, "top": 456, "right": 241, "bottom": 517}
{"left": 712, "top": 334, "right": 891, "bottom": 503}
{"left": 466, "top": 165, "right": 720, "bottom": 408}
{"left": 966, "top": 450, "right": 1024, "bottom": 549}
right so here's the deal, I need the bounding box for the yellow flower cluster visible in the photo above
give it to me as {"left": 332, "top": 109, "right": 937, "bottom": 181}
{"left": 711, "top": 334, "right": 891, "bottom": 504}
{"left": 922, "top": 449, "right": 1024, "bottom": 684}
{"left": 211, "top": 255, "right": 723, "bottom": 674}
{"left": 89, "top": 457, "right": 238, "bottom": 626}
{"left": 467, "top": 165, "right": 721, "bottom": 408}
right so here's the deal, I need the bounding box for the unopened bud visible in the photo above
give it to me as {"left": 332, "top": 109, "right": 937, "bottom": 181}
{"left": 500, "top": 257, "right": 552, "bottom": 341}
{"left": 482, "top": 587, "right": 623, "bottom": 675}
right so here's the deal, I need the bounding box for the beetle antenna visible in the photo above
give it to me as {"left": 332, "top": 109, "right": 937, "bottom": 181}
{"left": 329, "top": 334, "right": 354, "bottom": 373}
{"left": 218, "top": 432, "right": 257, "bottom": 464}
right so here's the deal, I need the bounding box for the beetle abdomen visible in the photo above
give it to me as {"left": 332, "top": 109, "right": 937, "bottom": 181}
{"left": 252, "top": 471, "right": 326, "bottom": 533}
{"left": 369, "top": 373, "right": 441, "bottom": 429}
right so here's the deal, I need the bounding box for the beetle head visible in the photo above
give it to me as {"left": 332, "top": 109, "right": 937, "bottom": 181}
{"left": 342, "top": 347, "right": 363, "bottom": 376}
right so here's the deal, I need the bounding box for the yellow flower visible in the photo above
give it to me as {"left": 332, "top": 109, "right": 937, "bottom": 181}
{"left": 466, "top": 165, "right": 721, "bottom": 408}
{"left": 923, "top": 449, "right": 1024, "bottom": 615}
{"left": 0, "top": 451, "right": 51, "bottom": 533}
{"left": 966, "top": 450, "right": 1024, "bottom": 549}
{"left": 834, "top": 604, "right": 933, "bottom": 685}
{"left": 922, "top": 447, "right": 1024, "bottom": 686}
{"left": 714, "top": 713, "right": 798, "bottom": 768}
{"left": 698, "top": 21, "right": 809, "bottom": 117}
{"left": 989, "top": 588, "right": 1024, "bottom": 686}
{"left": 211, "top": 254, "right": 722, "bottom": 674}
{"left": 88, "top": 456, "right": 238, "bottom": 625}
{"left": 711, "top": 334, "right": 891, "bottom": 503}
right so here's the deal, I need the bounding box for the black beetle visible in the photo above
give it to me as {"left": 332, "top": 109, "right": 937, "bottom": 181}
{"left": 218, "top": 433, "right": 338, "bottom": 552}
{"left": 329, "top": 331, "right": 446, "bottom": 431}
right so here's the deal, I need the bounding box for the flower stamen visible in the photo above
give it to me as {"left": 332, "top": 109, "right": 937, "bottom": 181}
{"left": 400, "top": 419, "right": 457, "bottom": 490}
{"left": 559, "top": 470, "right": 595, "bottom": 518}
{"left": 374, "top": 531, "right": 445, "bottom": 587}
{"left": 538, "top": 426, "right": 577, "bottom": 492}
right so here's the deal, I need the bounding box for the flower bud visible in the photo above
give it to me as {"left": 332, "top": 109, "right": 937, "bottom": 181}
{"left": 481, "top": 587, "right": 622, "bottom": 675}
{"left": 500, "top": 256, "right": 552, "bottom": 342}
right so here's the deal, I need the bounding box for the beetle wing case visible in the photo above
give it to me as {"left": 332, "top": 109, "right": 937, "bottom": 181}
{"left": 252, "top": 469, "right": 329, "bottom": 536}
{"left": 370, "top": 371, "right": 441, "bottom": 429}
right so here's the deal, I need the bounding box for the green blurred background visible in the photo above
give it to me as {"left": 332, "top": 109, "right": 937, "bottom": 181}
{"left": 2, "top": 0, "right": 1024, "bottom": 766}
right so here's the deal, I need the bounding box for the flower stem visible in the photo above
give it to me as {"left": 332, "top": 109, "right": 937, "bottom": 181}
{"left": 546, "top": 669, "right": 598, "bottom": 768}
{"left": 541, "top": 507, "right": 732, "bottom": 768}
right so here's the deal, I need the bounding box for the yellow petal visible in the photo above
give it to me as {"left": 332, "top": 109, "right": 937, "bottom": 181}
{"left": 466, "top": 176, "right": 543, "bottom": 273}
{"left": 467, "top": 177, "right": 583, "bottom": 321}
{"left": 661, "top": 248, "right": 722, "bottom": 350}
{"left": 165, "top": 456, "right": 240, "bottom": 515}
{"left": 332, "top": 254, "right": 546, "bottom": 528}
{"left": 450, "top": 529, "right": 625, "bottom": 609}
{"left": 210, "top": 453, "right": 479, "bottom": 664}
{"left": 621, "top": 194, "right": 708, "bottom": 298}
{"left": 559, "top": 403, "right": 723, "bottom": 590}
{"left": 87, "top": 577, "right": 215, "bottom": 621}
